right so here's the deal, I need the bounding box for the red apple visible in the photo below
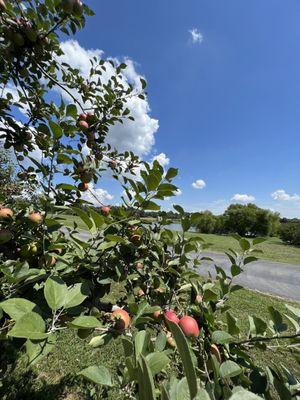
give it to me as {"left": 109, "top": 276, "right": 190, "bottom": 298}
{"left": 136, "top": 262, "right": 144, "bottom": 270}
{"left": 28, "top": 212, "right": 43, "bottom": 225}
{"left": 0, "top": 207, "right": 13, "bottom": 220}
{"left": 138, "top": 289, "right": 145, "bottom": 297}
{"left": 164, "top": 310, "right": 180, "bottom": 325}
{"left": 101, "top": 206, "right": 110, "bottom": 215}
{"left": 179, "top": 316, "right": 200, "bottom": 338}
{"left": 38, "top": 254, "right": 56, "bottom": 268}
{"left": 130, "top": 234, "right": 141, "bottom": 246}
{"left": 108, "top": 160, "right": 117, "bottom": 168}
{"left": 78, "top": 182, "right": 89, "bottom": 191}
{"left": 153, "top": 309, "right": 162, "bottom": 320}
{"left": 111, "top": 309, "right": 130, "bottom": 331}
{"left": 78, "top": 120, "right": 89, "bottom": 129}
{"left": 195, "top": 294, "right": 203, "bottom": 304}
{"left": 79, "top": 113, "right": 87, "bottom": 120}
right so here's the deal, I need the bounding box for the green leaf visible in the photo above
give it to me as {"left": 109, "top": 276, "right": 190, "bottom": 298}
{"left": 212, "top": 330, "right": 233, "bottom": 344}
{"left": 8, "top": 312, "right": 47, "bottom": 340}
{"left": 44, "top": 276, "right": 68, "bottom": 310}
{"left": 253, "top": 237, "right": 267, "bottom": 246}
{"left": 155, "top": 331, "right": 167, "bottom": 352}
{"left": 165, "top": 167, "right": 178, "bottom": 181}
{"left": 239, "top": 238, "right": 250, "bottom": 251}
{"left": 220, "top": 360, "right": 242, "bottom": 379}
{"left": 135, "top": 330, "right": 150, "bottom": 359}
{"left": 146, "top": 352, "right": 170, "bottom": 376}
{"left": 72, "top": 207, "right": 93, "bottom": 230}
{"left": 226, "top": 312, "right": 240, "bottom": 336}
{"left": 140, "top": 78, "right": 147, "bottom": 89}
{"left": 137, "top": 355, "right": 156, "bottom": 400}
{"left": 167, "top": 320, "right": 198, "bottom": 400}
{"left": 66, "top": 103, "right": 77, "bottom": 118}
{"left": 268, "top": 306, "right": 287, "bottom": 333}
{"left": 49, "top": 120, "right": 63, "bottom": 139}
{"left": 70, "top": 316, "right": 102, "bottom": 329}
{"left": 26, "top": 335, "right": 56, "bottom": 365}
{"left": 0, "top": 298, "right": 38, "bottom": 320}
{"left": 57, "top": 154, "right": 73, "bottom": 165}
{"left": 142, "top": 200, "right": 160, "bottom": 211}
{"left": 89, "top": 207, "right": 105, "bottom": 229}
{"left": 173, "top": 204, "right": 185, "bottom": 215}
{"left": 249, "top": 316, "right": 268, "bottom": 336}
{"left": 79, "top": 365, "right": 114, "bottom": 387}
{"left": 64, "top": 282, "right": 90, "bottom": 309}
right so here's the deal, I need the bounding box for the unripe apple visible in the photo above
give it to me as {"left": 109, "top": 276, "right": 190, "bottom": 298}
{"left": 78, "top": 182, "right": 88, "bottom": 191}
{"left": 108, "top": 160, "right": 117, "bottom": 168}
{"left": 78, "top": 120, "right": 89, "bottom": 129}
{"left": 166, "top": 335, "right": 176, "bottom": 348}
{"left": 153, "top": 309, "right": 162, "bottom": 320}
{"left": 80, "top": 171, "right": 93, "bottom": 183}
{"left": 210, "top": 344, "right": 221, "bottom": 363}
{"left": 0, "top": 207, "right": 13, "bottom": 220}
{"left": 20, "top": 243, "right": 38, "bottom": 258}
{"left": 111, "top": 309, "right": 130, "bottom": 331}
{"left": 136, "top": 262, "right": 144, "bottom": 270}
{"left": 0, "top": 229, "right": 12, "bottom": 244}
{"left": 28, "top": 212, "right": 43, "bottom": 225}
{"left": 24, "top": 27, "right": 37, "bottom": 42}
{"left": 179, "top": 316, "right": 200, "bottom": 338}
{"left": 13, "top": 32, "right": 25, "bottom": 47}
{"left": 164, "top": 310, "right": 180, "bottom": 325}
{"left": 38, "top": 254, "right": 56, "bottom": 268}
{"left": 101, "top": 206, "right": 110, "bottom": 215}
{"left": 61, "top": 0, "right": 74, "bottom": 13}
{"left": 138, "top": 289, "right": 145, "bottom": 297}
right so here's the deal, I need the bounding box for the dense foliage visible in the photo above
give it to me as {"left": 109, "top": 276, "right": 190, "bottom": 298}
{"left": 280, "top": 220, "right": 300, "bottom": 246}
{"left": 0, "top": 2, "right": 299, "bottom": 399}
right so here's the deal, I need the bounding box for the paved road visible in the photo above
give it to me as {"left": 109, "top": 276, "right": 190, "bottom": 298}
{"left": 195, "top": 252, "right": 300, "bottom": 301}
{"left": 69, "top": 230, "right": 300, "bottom": 301}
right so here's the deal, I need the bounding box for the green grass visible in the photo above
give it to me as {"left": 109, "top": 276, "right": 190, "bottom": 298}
{"left": 185, "top": 232, "right": 300, "bottom": 265}
{"left": 1, "top": 287, "right": 299, "bottom": 400}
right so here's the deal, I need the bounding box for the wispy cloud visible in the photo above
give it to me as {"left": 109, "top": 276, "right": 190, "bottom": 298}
{"left": 231, "top": 193, "right": 255, "bottom": 203}
{"left": 271, "top": 189, "right": 300, "bottom": 202}
{"left": 189, "top": 28, "right": 204, "bottom": 44}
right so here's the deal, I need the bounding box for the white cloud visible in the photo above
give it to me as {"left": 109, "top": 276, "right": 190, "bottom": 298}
{"left": 58, "top": 40, "right": 159, "bottom": 156}
{"left": 192, "top": 179, "right": 206, "bottom": 189}
{"left": 81, "top": 183, "right": 113, "bottom": 206}
{"left": 175, "top": 189, "right": 182, "bottom": 196}
{"left": 189, "top": 28, "right": 204, "bottom": 44}
{"left": 271, "top": 189, "right": 300, "bottom": 202}
{"left": 152, "top": 153, "right": 170, "bottom": 167}
{"left": 231, "top": 193, "right": 255, "bottom": 203}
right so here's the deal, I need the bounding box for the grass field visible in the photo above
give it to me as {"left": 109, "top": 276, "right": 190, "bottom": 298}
{"left": 57, "top": 213, "right": 300, "bottom": 265}
{"left": 1, "top": 285, "right": 299, "bottom": 400}
{"left": 184, "top": 232, "right": 300, "bottom": 265}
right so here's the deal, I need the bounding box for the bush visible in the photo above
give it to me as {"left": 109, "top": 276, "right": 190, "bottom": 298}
{"left": 280, "top": 221, "right": 300, "bottom": 245}
{"left": 192, "top": 211, "right": 216, "bottom": 233}
{"left": 223, "top": 203, "right": 280, "bottom": 237}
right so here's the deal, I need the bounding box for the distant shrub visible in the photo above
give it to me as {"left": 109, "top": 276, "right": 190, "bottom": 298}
{"left": 280, "top": 221, "right": 300, "bottom": 245}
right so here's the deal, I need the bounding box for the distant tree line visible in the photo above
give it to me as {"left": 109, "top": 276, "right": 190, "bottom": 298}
{"left": 280, "top": 218, "right": 300, "bottom": 246}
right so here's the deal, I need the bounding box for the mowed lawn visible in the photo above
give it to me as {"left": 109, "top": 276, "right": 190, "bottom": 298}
{"left": 184, "top": 232, "right": 300, "bottom": 266}
{"left": 57, "top": 213, "right": 300, "bottom": 265}
{"left": 1, "top": 286, "right": 299, "bottom": 400}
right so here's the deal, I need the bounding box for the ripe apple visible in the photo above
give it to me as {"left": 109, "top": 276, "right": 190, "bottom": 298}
{"left": 111, "top": 309, "right": 130, "bottom": 331}
{"left": 210, "top": 344, "right": 221, "bottom": 363}
{"left": 0, "top": 207, "right": 13, "bottom": 220}
{"left": 79, "top": 113, "right": 87, "bottom": 120}
{"left": 80, "top": 171, "right": 93, "bottom": 183}
{"left": 178, "top": 316, "right": 200, "bottom": 338}
{"left": 101, "top": 206, "right": 110, "bottom": 215}
{"left": 108, "top": 160, "right": 117, "bottom": 168}
{"left": 136, "top": 262, "right": 144, "bottom": 270}
{"left": 73, "top": 0, "right": 83, "bottom": 16}
{"left": 164, "top": 310, "right": 180, "bottom": 325}
{"left": 138, "top": 289, "right": 145, "bottom": 297}
{"left": 0, "top": 229, "right": 12, "bottom": 244}
{"left": 28, "top": 212, "right": 43, "bottom": 225}
{"left": 78, "top": 182, "right": 89, "bottom": 191}
{"left": 78, "top": 120, "right": 89, "bottom": 129}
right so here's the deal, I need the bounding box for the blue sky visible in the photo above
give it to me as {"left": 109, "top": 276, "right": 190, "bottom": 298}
{"left": 61, "top": 1, "right": 300, "bottom": 217}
